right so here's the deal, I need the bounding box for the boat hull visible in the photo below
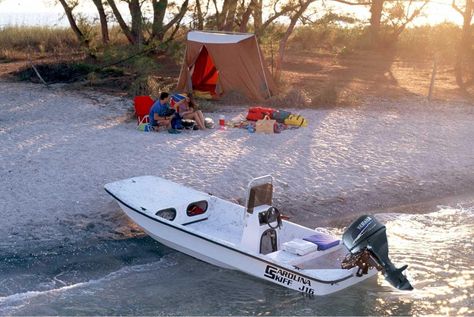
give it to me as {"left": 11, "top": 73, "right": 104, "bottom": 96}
{"left": 117, "top": 201, "right": 376, "bottom": 296}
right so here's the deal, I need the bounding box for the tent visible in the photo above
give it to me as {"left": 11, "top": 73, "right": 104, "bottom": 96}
{"left": 176, "top": 31, "right": 276, "bottom": 101}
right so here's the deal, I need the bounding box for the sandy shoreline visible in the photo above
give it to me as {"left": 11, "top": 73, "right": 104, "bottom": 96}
{"left": 1, "top": 81, "right": 473, "bottom": 254}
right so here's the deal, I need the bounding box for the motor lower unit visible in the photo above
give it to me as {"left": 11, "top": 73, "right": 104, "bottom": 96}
{"left": 341, "top": 215, "right": 413, "bottom": 290}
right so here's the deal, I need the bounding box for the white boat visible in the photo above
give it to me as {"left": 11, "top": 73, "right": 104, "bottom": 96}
{"left": 104, "top": 175, "right": 412, "bottom": 295}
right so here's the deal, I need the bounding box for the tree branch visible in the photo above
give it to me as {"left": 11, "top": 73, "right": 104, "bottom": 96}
{"left": 394, "top": 0, "right": 429, "bottom": 37}
{"left": 452, "top": 0, "right": 464, "bottom": 15}
{"left": 163, "top": 0, "right": 189, "bottom": 34}
{"left": 331, "top": 0, "right": 370, "bottom": 6}
{"left": 107, "top": 0, "right": 135, "bottom": 44}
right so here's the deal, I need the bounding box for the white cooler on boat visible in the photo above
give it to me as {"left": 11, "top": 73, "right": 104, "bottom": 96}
{"left": 282, "top": 239, "right": 318, "bottom": 256}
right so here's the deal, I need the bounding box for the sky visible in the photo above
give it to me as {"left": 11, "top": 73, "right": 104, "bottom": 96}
{"left": 0, "top": 0, "right": 464, "bottom": 27}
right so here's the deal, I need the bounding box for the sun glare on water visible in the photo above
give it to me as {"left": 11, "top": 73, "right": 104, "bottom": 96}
{"left": 374, "top": 207, "right": 474, "bottom": 315}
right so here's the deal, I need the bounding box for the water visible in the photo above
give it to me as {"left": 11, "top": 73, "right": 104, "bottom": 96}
{"left": 0, "top": 12, "right": 67, "bottom": 28}
{"left": 1, "top": 204, "right": 473, "bottom": 315}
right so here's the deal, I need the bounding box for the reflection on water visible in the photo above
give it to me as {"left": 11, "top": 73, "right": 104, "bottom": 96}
{"left": 374, "top": 206, "right": 474, "bottom": 316}
{"left": 0, "top": 205, "right": 472, "bottom": 315}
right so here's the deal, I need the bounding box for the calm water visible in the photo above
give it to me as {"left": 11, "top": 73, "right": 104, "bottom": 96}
{"left": 1, "top": 204, "right": 473, "bottom": 315}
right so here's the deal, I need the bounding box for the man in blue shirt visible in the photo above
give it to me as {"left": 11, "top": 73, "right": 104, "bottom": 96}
{"left": 149, "top": 92, "right": 173, "bottom": 128}
{"left": 149, "top": 92, "right": 190, "bottom": 133}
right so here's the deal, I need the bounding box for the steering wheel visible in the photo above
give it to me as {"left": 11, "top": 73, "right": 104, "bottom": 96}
{"left": 265, "top": 206, "right": 282, "bottom": 229}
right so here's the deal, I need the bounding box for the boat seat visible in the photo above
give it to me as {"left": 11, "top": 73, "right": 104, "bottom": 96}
{"left": 265, "top": 243, "right": 343, "bottom": 267}
{"left": 303, "top": 232, "right": 340, "bottom": 251}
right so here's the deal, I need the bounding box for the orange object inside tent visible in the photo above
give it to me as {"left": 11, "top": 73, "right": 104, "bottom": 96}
{"left": 191, "top": 46, "right": 218, "bottom": 96}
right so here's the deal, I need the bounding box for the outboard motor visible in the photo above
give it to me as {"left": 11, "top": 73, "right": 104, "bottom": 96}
{"left": 341, "top": 215, "right": 413, "bottom": 290}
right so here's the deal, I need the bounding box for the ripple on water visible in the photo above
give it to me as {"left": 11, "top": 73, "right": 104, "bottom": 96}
{"left": 373, "top": 205, "right": 474, "bottom": 315}
{"left": 1, "top": 205, "right": 473, "bottom": 315}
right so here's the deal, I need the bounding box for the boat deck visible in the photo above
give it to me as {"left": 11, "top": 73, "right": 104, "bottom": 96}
{"left": 184, "top": 198, "right": 246, "bottom": 246}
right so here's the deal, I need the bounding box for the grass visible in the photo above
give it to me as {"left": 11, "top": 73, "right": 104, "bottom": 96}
{"left": 0, "top": 26, "right": 79, "bottom": 59}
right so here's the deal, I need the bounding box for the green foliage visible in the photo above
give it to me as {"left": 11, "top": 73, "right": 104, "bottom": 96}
{"left": 77, "top": 15, "right": 97, "bottom": 45}
{"left": 164, "top": 39, "right": 186, "bottom": 65}
{"left": 131, "top": 55, "right": 161, "bottom": 74}
{"left": 100, "top": 66, "right": 125, "bottom": 77}
{"left": 99, "top": 45, "right": 161, "bottom": 74}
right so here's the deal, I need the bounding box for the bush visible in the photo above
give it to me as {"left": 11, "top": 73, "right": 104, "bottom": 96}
{"left": 397, "top": 23, "right": 460, "bottom": 63}
{"left": 288, "top": 23, "right": 366, "bottom": 54}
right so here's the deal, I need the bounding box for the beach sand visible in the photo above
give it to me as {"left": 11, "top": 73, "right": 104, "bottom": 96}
{"left": 1, "top": 81, "right": 473, "bottom": 253}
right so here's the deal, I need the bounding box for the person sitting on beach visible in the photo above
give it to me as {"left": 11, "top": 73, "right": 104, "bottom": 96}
{"left": 149, "top": 92, "right": 188, "bottom": 131}
{"left": 176, "top": 93, "right": 207, "bottom": 130}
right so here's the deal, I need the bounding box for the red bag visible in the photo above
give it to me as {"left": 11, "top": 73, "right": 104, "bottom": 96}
{"left": 246, "top": 106, "right": 275, "bottom": 121}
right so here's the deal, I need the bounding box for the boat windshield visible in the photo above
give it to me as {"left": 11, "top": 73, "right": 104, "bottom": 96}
{"left": 247, "top": 183, "right": 273, "bottom": 214}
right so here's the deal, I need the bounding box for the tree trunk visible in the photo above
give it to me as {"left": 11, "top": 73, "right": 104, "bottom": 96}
{"left": 369, "top": 0, "right": 384, "bottom": 44}
{"left": 152, "top": 0, "right": 189, "bottom": 42}
{"left": 92, "top": 0, "right": 109, "bottom": 45}
{"left": 152, "top": 0, "right": 167, "bottom": 41}
{"left": 216, "top": 0, "right": 231, "bottom": 30}
{"left": 455, "top": 0, "right": 474, "bottom": 88}
{"left": 164, "top": 0, "right": 189, "bottom": 37}
{"left": 223, "top": 0, "right": 238, "bottom": 31}
{"left": 253, "top": 0, "right": 263, "bottom": 36}
{"left": 239, "top": 0, "right": 254, "bottom": 32}
{"left": 107, "top": 0, "right": 136, "bottom": 44}
{"left": 195, "top": 0, "right": 205, "bottom": 29}
{"left": 274, "top": 0, "right": 313, "bottom": 82}
{"left": 129, "top": 0, "right": 143, "bottom": 45}
{"left": 57, "top": 0, "right": 89, "bottom": 47}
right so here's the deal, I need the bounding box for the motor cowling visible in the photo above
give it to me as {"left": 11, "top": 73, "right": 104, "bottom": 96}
{"left": 342, "top": 215, "right": 413, "bottom": 291}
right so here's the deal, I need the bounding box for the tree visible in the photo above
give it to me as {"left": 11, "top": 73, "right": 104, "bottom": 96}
{"left": 106, "top": 0, "right": 138, "bottom": 44}
{"left": 274, "top": 0, "right": 315, "bottom": 81}
{"left": 194, "top": 0, "right": 206, "bottom": 29}
{"left": 208, "top": 0, "right": 239, "bottom": 30}
{"left": 106, "top": 0, "right": 189, "bottom": 45}
{"left": 250, "top": 0, "right": 301, "bottom": 36}
{"left": 332, "top": 0, "right": 429, "bottom": 46}
{"left": 91, "top": 0, "right": 109, "bottom": 44}
{"left": 57, "top": 0, "right": 90, "bottom": 47}
{"left": 383, "top": 0, "right": 430, "bottom": 41}
{"left": 150, "top": 0, "right": 189, "bottom": 42}
{"left": 452, "top": 0, "right": 474, "bottom": 89}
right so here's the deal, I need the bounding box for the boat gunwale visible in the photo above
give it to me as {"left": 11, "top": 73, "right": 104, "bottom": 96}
{"left": 104, "top": 186, "right": 355, "bottom": 285}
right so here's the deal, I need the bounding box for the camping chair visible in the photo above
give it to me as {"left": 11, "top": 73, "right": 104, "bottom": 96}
{"left": 134, "top": 96, "right": 155, "bottom": 125}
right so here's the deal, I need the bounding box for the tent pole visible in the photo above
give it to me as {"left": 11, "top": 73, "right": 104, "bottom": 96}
{"left": 254, "top": 36, "right": 272, "bottom": 99}
{"left": 177, "top": 46, "right": 189, "bottom": 91}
